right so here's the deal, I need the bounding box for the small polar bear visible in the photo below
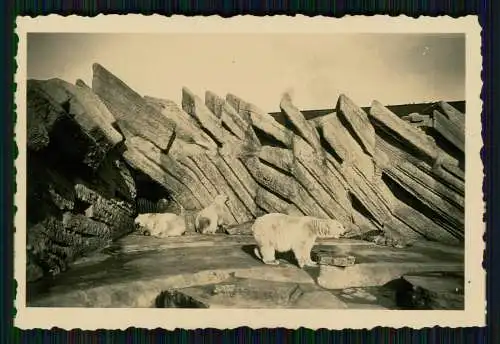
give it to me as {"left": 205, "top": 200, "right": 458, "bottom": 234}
{"left": 195, "top": 194, "right": 229, "bottom": 234}
{"left": 252, "top": 213, "right": 348, "bottom": 268}
{"left": 134, "top": 205, "right": 187, "bottom": 238}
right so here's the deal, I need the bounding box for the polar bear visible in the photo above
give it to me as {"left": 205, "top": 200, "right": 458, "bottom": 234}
{"left": 252, "top": 213, "right": 347, "bottom": 268}
{"left": 194, "top": 194, "right": 229, "bottom": 234}
{"left": 134, "top": 205, "right": 186, "bottom": 238}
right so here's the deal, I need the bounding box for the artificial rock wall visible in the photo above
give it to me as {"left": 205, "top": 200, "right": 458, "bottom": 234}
{"left": 26, "top": 63, "right": 466, "bottom": 282}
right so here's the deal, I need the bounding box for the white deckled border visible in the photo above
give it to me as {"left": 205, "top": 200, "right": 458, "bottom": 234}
{"left": 13, "top": 14, "right": 484, "bottom": 330}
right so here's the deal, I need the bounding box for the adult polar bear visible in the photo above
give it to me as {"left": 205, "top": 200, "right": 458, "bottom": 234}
{"left": 252, "top": 213, "right": 348, "bottom": 268}
{"left": 134, "top": 205, "right": 187, "bottom": 238}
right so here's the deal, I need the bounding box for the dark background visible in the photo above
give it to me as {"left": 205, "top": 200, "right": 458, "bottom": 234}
{"left": 4, "top": 0, "right": 497, "bottom": 343}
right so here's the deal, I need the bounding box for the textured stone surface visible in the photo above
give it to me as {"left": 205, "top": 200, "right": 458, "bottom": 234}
{"left": 27, "top": 234, "right": 463, "bottom": 308}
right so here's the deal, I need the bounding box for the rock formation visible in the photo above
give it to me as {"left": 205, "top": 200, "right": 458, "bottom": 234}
{"left": 25, "top": 63, "right": 466, "bottom": 283}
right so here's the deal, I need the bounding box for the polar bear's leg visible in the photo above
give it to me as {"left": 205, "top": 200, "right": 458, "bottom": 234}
{"left": 205, "top": 215, "right": 219, "bottom": 234}
{"left": 258, "top": 244, "right": 279, "bottom": 265}
{"left": 293, "top": 237, "right": 317, "bottom": 268}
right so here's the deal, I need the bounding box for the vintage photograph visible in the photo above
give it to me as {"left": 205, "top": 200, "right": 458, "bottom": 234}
{"left": 14, "top": 15, "right": 484, "bottom": 330}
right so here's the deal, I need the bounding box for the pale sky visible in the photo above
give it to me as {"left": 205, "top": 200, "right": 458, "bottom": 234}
{"left": 27, "top": 33, "right": 465, "bottom": 112}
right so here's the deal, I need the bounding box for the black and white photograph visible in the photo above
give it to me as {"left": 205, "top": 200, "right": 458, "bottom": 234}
{"left": 14, "top": 15, "right": 484, "bottom": 330}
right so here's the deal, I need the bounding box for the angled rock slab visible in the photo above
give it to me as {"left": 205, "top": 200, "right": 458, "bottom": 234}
{"left": 380, "top": 156, "right": 464, "bottom": 236}
{"left": 226, "top": 93, "right": 294, "bottom": 148}
{"left": 189, "top": 153, "right": 250, "bottom": 224}
{"left": 292, "top": 136, "right": 353, "bottom": 223}
{"left": 422, "top": 101, "right": 465, "bottom": 133}
{"left": 243, "top": 156, "right": 297, "bottom": 200}
{"left": 432, "top": 109, "right": 465, "bottom": 153}
{"left": 206, "top": 91, "right": 261, "bottom": 147}
{"left": 280, "top": 93, "right": 323, "bottom": 153}
{"left": 219, "top": 154, "right": 258, "bottom": 199}
{"left": 144, "top": 95, "right": 217, "bottom": 151}
{"left": 258, "top": 146, "right": 295, "bottom": 174}
{"left": 225, "top": 93, "right": 254, "bottom": 124}
{"left": 33, "top": 78, "right": 122, "bottom": 145}
{"left": 94, "top": 157, "right": 137, "bottom": 202}
{"left": 391, "top": 202, "right": 462, "bottom": 244}
{"left": 336, "top": 94, "right": 376, "bottom": 157}
{"left": 254, "top": 187, "right": 302, "bottom": 215}
{"left": 369, "top": 100, "right": 439, "bottom": 164}
{"left": 206, "top": 154, "right": 258, "bottom": 218}
{"left": 317, "top": 114, "right": 376, "bottom": 181}
{"left": 374, "top": 134, "right": 464, "bottom": 196}
{"left": 324, "top": 155, "right": 391, "bottom": 228}
{"left": 27, "top": 79, "right": 123, "bottom": 169}
{"left": 91, "top": 63, "right": 175, "bottom": 151}
{"left": 204, "top": 90, "right": 225, "bottom": 119}
{"left": 182, "top": 87, "right": 240, "bottom": 147}
{"left": 126, "top": 136, "right": 213, "bottom": 207}
{"left": 74, "top": 78, "right": 118, "bottom": 124}
{"left": 74, "top": 183, "right": 135, "bottom": 217}
{"left": 122, "top": 139, "right": 202, "bottom": 210}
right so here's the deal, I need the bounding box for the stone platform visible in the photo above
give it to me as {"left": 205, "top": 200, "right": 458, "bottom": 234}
{"left": 27, "top": 233, "right": 464, "bottom": 309}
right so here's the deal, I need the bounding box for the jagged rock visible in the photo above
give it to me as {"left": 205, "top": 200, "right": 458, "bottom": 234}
{"left": 225, "top": 93, "right": 254, "bottom": 124}
{"left": 369, "top": 100, "right": 440, "bottom": 164}
{"left": 280, "top": 93, "right": 323, "bottom": 154}
{"left": 376, "top": 136, "right": 464, "bottom": 241}
{"left": 403, "top": 106, "right": 465, "bottom": 157}
{"left": 431, "top": 109, "right": 465, "bottom": 153}
{"left": 254, "top": 187, "right": 302, "bottom": 216}
{"left": 27, "top": 81, "right": 67, "bottom": 152}
{"left": 91, "top": 63, "right": 175, "bottom": 152}
{"left": 336, "top": 94, "right": 376, "bottom": 157}
{"left": 27, "top": 79, "right": 123, "bottom": 169}
{"left": 73, "top": 184, "right": 135, "bottom": 239}
{"left": 27, "top": 216, "right": 112, "bottom": 278}
{"left": 243, "top": 156, "right": 297, "bottom": 200}
{"left": 206, "top": 154, "right": 258, "bottom": 218}
{"left": 27, "top": 159, "right": 75, "bottom": 217}
{"left": 291, "top": 136, "right": 353, "bottom": 223}
{"left": 189, "top": 153, "right": 251, "bottom": 224}
{"left": 204, "top": 91, "right": 225, "bottom": 119}
{"left": 313, "top": 114, "right": 392, "bottom": 227}
{"left": 316, "top": 114, "right": 376, "bottom": 180}
{"left": 391, "top": 202, "right": 461, "bottom": 244}
{"left": 74, "top": 183, "right": 135, "bottom": 216}
{"left": 227, "top": 93, "right": 294, "bottom": 147}
{"left": 182, "top": 87, "right": 240, "bottom": 148}
{"left": 144, "top": 95, "right": 217, "bottom": 151}
{"left": 206, "top": 91, "right": 261, "bottom": 147}
{"left": 423, "top": 101, "right": 465, "bottom": 132}
{"left": 258, "top": 146, "right": 294, "bottom": 174}
{"left": 94, "top": 157, "right": 137, "bottom": 202}
{"left": 121, "top": 136, "right": 202, "bottom": 210}
{"left": 62, "top": 212, "right": 112, "bottom": 239}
